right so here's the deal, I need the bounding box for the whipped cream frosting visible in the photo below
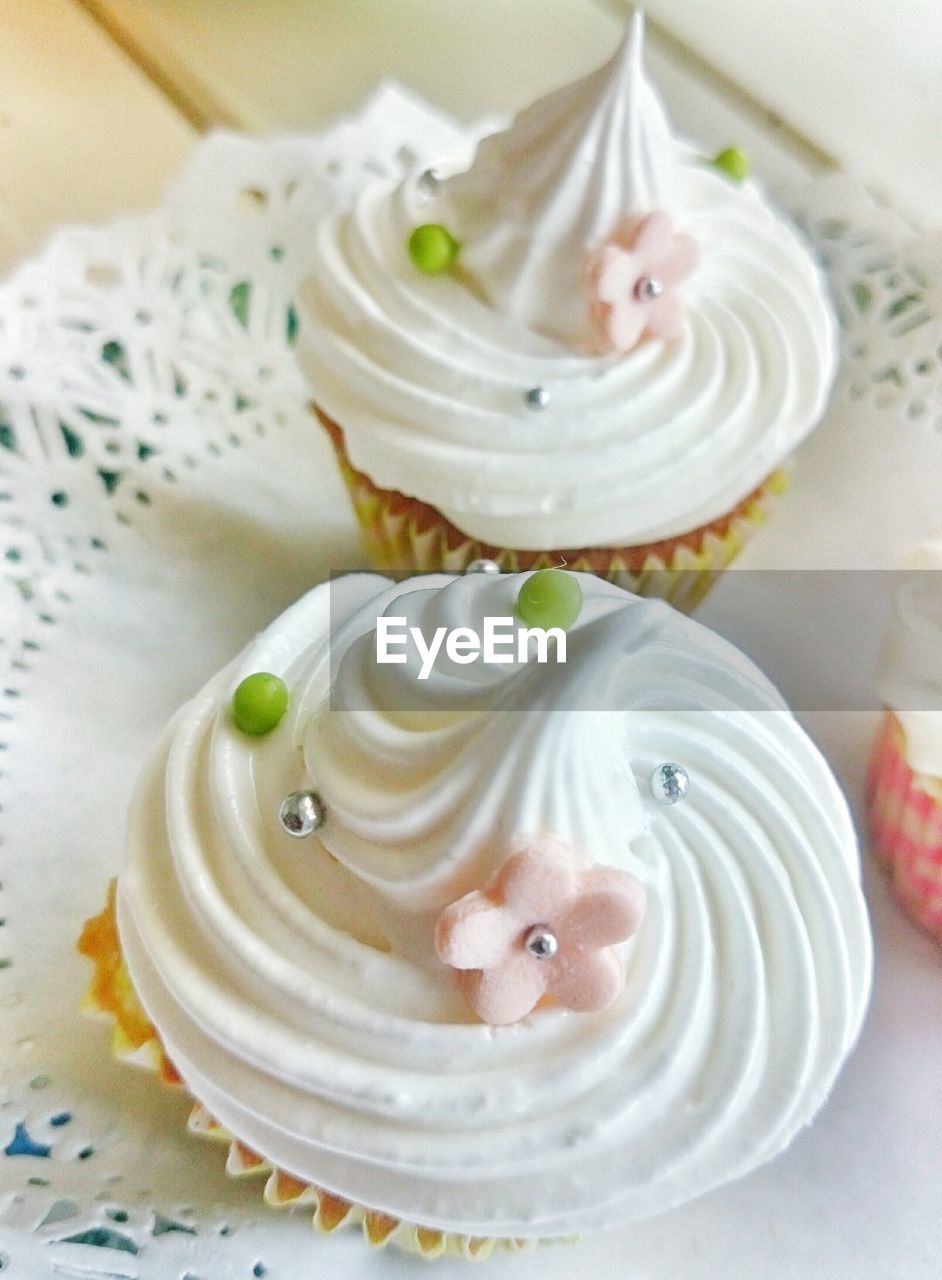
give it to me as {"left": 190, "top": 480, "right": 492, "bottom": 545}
{"left": 876, "top": 532, "right": 942, "bottom": 776}
{"left": 297, "top": 15, "right": 838, "bottom": 550}
{"left": 118, "top": 572, "right": 871, "bottom": 1237}
{"left": 442, "top": 11, "right": 679, "bottom": 343}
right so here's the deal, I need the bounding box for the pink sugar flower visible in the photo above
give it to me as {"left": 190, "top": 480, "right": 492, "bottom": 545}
{"left": 587, "top": 211, "right": 700, "bottom": 354}
{"left": 434, "top": 836, "right": 646, "bottom": 1025}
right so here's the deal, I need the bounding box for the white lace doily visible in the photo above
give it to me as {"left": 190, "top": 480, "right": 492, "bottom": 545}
{"left": 1, "top": 86, "right": 941, "bottom": 1280}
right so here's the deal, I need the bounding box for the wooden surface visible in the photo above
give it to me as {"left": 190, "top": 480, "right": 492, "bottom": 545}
{"left": 0, "top": 0, "right": 194, "bottom": 273}
{"left": 78, "top": 0, "right": 631, "bottom": 129}
{"left": 0, "top": 0, "right": 929, "bottom": 282}
{"left": 76, "top": 0, "right": 827, "bottom": 185}
{"left": 644, "top": 0, "right": 941, "bottom": 224}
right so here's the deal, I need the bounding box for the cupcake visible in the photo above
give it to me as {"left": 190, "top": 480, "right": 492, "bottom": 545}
{"left": 297, "top": 12, "right": 837, "bottom": 607}
{"left": 869, "top": 535, "right": 942, "bottom": 941}
{"left": 80, "top": 567, "right": 871, "bottom": 1256}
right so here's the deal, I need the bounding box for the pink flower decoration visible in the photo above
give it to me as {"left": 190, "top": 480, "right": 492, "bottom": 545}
{"left": 434, "top": 836, "right": 646, "bottom": 1025}
{"left": 587, "top": 211, "right": 700, "bottom": 354}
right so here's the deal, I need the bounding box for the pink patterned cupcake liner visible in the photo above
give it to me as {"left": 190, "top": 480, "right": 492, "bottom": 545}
{"left": 868, "top": 711, "right": 942, "bottom": 942}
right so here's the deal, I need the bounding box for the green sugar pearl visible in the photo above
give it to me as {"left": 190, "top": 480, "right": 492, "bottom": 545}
{"left": 408, "top": 223, "right": 459, "bottom": 274}
{"left": 232, "top": 672, "right": 288, "bottom": 736}
{"left": 711, "top": 146, "right": 751, "bottom": 182}
{"left": 515, "top": 569, "right": 583, "bottom": 632}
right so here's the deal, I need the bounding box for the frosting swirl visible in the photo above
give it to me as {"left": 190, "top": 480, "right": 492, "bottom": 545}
{"left": 297, "top": 16, "right": 837, "bottom": 550}
{"left": 119, "top": 573, "right": 871, "bottom": 1236}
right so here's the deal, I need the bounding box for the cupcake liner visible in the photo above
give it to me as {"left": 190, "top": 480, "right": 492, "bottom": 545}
{"left": 318, "top": 410, "right": 790, "bottom": 613}
{"left": 868, "top": 712, "right": 942, "bottom": 943}
{"left": 78, "top": 884, "right": 549, "bottom": 1260}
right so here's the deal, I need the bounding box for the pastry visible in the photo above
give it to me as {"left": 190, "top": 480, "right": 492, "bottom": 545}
{"left": 80, "top": 568, "right": 871, "bottom": 1255}
{"left": 870, "top": 534, "right": 942, "bottom": 941}
{"left": 298, "top": 13, "right": 837, "bottom": 606}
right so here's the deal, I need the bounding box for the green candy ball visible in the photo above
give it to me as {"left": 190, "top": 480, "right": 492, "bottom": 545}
{"left": 232, "top": 672, "right": 288, "bottom": 736}
{"left": 515, "top": 569, "right": 583, "bottom": 632}
{"left": 711, "top": 146, "right": 750, "bottom": 182}
{"left": 408, "top": 223, "right": 459, "bottom": 274}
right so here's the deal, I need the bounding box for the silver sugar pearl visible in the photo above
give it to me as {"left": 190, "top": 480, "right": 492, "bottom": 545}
{"left": 279, "top": 790, "right": 326, "bottom": 837}
{"left": 417, "top": 167, "right": 443, "bottom": 198}
{"left": 524, "top": 385, "right": 551, "bottom": 411}
{"left": 465, "top": 558, "right": 501, "bottom": 575}
{"left": 634, "top": 275, "right": 663, "bottom": 302}
{"left": 524, "top": 925, "right": 559, "bottom": 960}
{"left": 649, "top": 763, "right": 689, "bottom": 805}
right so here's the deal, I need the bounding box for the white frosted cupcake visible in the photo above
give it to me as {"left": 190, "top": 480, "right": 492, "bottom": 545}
{"left": 81, "top": 567, "right": 871, "bottom": 1257}
{"left": 870, "top": 534, "right": 942, "bottom": 941}
{"left": 299, "top": 12, "right": 837, "bottom": 606}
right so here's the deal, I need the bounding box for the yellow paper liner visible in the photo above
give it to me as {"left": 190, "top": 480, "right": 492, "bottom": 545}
{"left": 318, "top": 410, "right": 790, "bottom": 614}
{"left": 78, "top": 884, "right": 552, "bottom": 1260}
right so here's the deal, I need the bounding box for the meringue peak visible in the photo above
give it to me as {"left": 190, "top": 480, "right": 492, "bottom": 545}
{"left": 441, "top": 10, "right": 681, "bottom": 344}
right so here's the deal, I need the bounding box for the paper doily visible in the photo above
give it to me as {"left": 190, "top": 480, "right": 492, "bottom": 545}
{"left": 1, "top": 85, "right": 941, "bottom": 1280}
